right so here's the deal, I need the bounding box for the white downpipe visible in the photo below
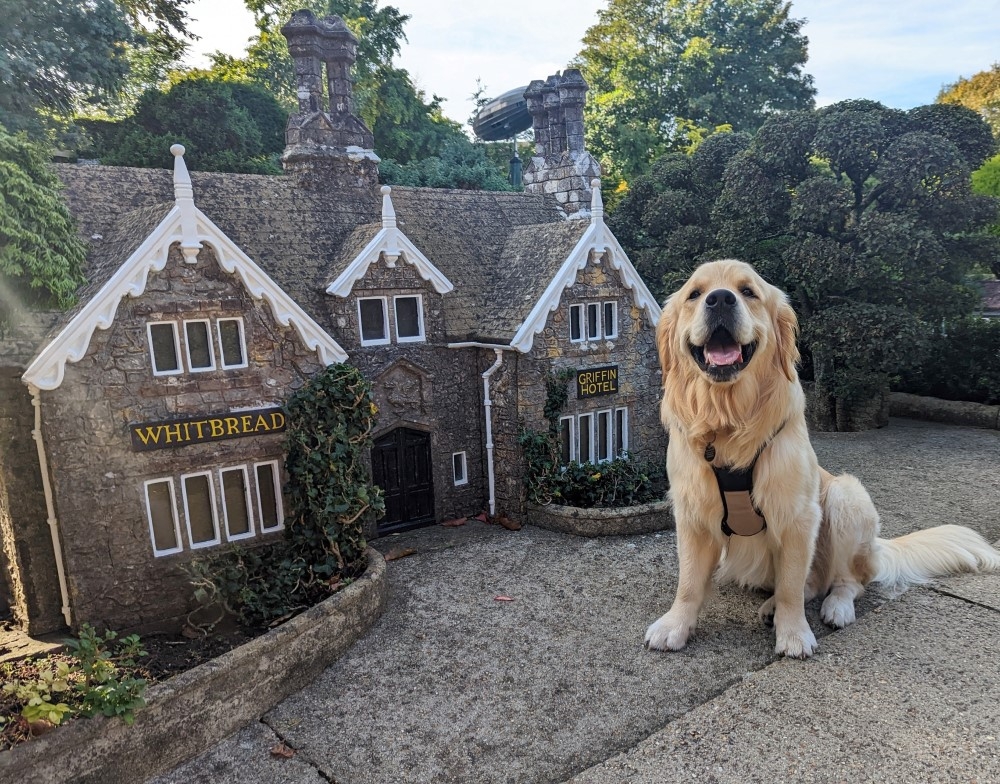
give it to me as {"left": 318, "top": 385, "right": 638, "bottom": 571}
{"left": 28, "top": 384, "right": 72, "bottom": 626}
{"left": 482, "top": 349, "right": 504, "bottom": 517}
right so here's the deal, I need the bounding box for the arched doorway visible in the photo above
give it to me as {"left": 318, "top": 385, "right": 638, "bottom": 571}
{"left": 371, "top": 427, "right": 434, "bottom": 533}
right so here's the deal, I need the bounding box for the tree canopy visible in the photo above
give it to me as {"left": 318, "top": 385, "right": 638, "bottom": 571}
{"left": 611, "top": 101, "right": 1000, "bottom": 427}
{"left": 0, "top": 126, "right": 87, "bottom": 329}
{"left": 576, "top": 0, "right": 816, "bottom": 183}
{"left": 938, "top": 62, "right": 1000, "bottom": 138}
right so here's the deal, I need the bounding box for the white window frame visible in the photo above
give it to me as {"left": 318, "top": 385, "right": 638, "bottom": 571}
{"left": 615, "top": 407, "right": 630, "bottom": 457}
{"left": 147, "top": 321, "right": 183, "bottom": 376}
{"left": 452, "top": 451, "right": 468, "bottom": 486}
{"left": 597, "top": 409, "right": 613, "bottom": 463}
{"left": 393, "top": 294, "right": 426, "bottom": 343}
{"left": 219, "top": 465, "right": 255, "bottom": 541}
{"left": 578, "top": 412, "right": 595, "bottom": 464}
{"left": 603, "top": 301, "right": 618, "bottom": 339}
{"left": 569, "top": 304, "right": 584, "bottom": 343}
{"left": 180, "top": 470, "right": 221, "bottom": 549}
{"left": 255, "top": 460, "right": 285, "bottom": 533}
{"left": 357, "top": 296, "right": 391, "bottom": 346}
{"left": 586, "top": 303, "right": 601, "bottom": 341}
{"left": 183, "top": 318, "right": 216, "bottom": 373}
{"left": 216, "top": 317, "right": 249, "bottom": 370}
{"left": 559, "top": 415, "right": 577, "bottom": 465}
{"left": 144, "top": 478, "right": 183, "bottom": 557}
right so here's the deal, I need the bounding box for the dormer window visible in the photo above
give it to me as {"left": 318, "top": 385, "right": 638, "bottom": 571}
{"left": 569, "top": 300, "right": 618, "bottom": 343}
{"left": 358, "top": 294, "right": 426, "bottom": 345}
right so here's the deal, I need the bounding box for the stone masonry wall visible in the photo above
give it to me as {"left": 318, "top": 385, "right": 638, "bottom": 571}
{"left": 40, "top": 244, "right": 324, "bottom": 632}
{"left": 325, "top": 253, "right": 487, "bottom": 529}
{"left": 0, "top": 370, "right": 64, "bottom": 633}
{"left": 513, "top": 251, "right": 667, "bottom": 514}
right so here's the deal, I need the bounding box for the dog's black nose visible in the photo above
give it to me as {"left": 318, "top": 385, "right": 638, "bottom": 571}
{"left": 705, "top": 289, "right": 737, "bottom": 309}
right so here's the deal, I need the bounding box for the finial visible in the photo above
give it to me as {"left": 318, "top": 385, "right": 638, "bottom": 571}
{"left": 590, "top": 178, "right": 604, "bottom": 224}
{"left": 381, "top": 185, "right": 397, "bottom": 229}
{"left": 171, "top": 144, "right": 202, "bottom": 263}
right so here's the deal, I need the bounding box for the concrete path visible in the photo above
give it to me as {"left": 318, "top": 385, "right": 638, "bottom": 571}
{"left": 150, "top": 419, "right": 1000, "bottom": 784}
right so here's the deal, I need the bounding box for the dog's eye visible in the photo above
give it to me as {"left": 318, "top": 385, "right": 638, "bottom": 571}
{"left": 688, "top": 289, "right": 701, "bottom": 300}
{"left": 741, "top": 287, "right": 756, "bottom": 298}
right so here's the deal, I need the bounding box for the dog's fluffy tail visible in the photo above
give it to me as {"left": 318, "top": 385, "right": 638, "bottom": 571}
{"left": 873, "top": 525, "right": 1000, "bottom": 593}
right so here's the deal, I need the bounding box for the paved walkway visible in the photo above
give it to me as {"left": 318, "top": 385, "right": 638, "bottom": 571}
{"left": 150, "top": 419, "right": 1000, "bottom": 784}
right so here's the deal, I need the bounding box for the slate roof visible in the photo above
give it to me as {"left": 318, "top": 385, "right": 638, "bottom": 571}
{"left": 43, "top": 163, "right": 576, "bottom": 349}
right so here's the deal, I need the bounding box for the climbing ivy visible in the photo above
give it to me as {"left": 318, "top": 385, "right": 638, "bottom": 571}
{"left": 0, "top": 127, "right": 86, "bottom": 330}
{"left": 187, "top": 364, "right": 384, "bottom": 627}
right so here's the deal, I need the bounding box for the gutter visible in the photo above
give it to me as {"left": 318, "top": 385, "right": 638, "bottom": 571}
{"left": 448, "top": 342, "right": 517, "bottom": 517}
{"left": 28, "top": 384, "right": 72, "bottom": 627}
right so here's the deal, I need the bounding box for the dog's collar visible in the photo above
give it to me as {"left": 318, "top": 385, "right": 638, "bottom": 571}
{"left": 705, "top": 422, "right": 787, "bottom": 537}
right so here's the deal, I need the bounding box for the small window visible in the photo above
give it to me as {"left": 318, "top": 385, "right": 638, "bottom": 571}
{"left": 358, "top": 297, "right": 389, "bottom": 345}
{"left": 597, "top": 409, "right": 612, "bottom": 462}
{"left": 569, "top": 304, "right": 583, "bottom": 342}
{"left": 394, "top": 295, "right": 425, "bottom": 342}
{"left": 144, "top": 479, "right": 182, "bottom": 556}
{"left": 452, "top": 451, "right": 468, "bottom": 486}
{"left": 578, "top": 413, "right": 594, "bottom": 464}
{"left": 615, "top": 407, "right": 629, "bottom": 457}
{"left": 181, "top": 472, "right": 220, "bottom": 548}
{"left": 184, "top": 320, "right": 215, "bottom": 372}
{"left": 148, "top": 322, "right": 181, "bottom": 375}
{"left": 220, "top": 466, "right": 254, "bottom": 540}
{"left": 559, "top": 415, "right": 575, "bottom": 465}
{"left": 603, "top": 302, "right": 618, "bottom": 339}
{"left": 586, "top": 303, "right": 600, "bottom": 341}
{"left": 217, "top": 318, "right": 247, "bottom": 369}
{"left": 255, "top": 461, "right": 284, "bottom": 532}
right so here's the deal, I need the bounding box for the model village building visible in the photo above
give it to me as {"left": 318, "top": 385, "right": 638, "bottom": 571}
{"left": 0, "top": 11, "right": 666, "bottom": 635}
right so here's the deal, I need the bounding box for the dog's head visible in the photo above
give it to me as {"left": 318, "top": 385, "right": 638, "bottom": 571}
{"left": 657, "top": 260, "right": 799, "bottom": 387}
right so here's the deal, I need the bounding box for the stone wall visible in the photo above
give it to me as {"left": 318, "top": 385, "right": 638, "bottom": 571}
{"left": 325, "top": 253, "right": 488, "bottom": 528}
{"left": 39, "top": 244, "right": 324, "bottom": 632}
{"left": 0, "top": 370, "right": 65, "bottom": 633}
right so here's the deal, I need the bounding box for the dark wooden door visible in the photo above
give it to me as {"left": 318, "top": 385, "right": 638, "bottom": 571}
{"left": 372, "top": 428, "right": 434, "bottom": 533}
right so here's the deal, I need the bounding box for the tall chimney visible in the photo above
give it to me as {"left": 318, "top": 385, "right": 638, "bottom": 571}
{"left": 522, "top": 71, "right": 602, "bottom": 219}
{"left": 280, "top": 10, "right": 378, "bottom": 189}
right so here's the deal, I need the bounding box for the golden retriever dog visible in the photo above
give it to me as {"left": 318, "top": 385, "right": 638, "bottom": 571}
{"left": 645, "top": 259, "right": 1000, "bottom": 658}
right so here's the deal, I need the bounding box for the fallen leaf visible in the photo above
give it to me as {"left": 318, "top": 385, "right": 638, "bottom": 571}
{"left": 270, "top": 742, "right": 296, "bottom": 759}
{"left": 497, "top": 514, "right": 521, "bottom": 531}
{"left": 384, "top": 547, "right": 416, "bottom": 562}
{"left": 474, "top": 512, "right": 489, "bottom": 522}
{"left": 180, "top": 624, "right": 203, "bottom": 639}
{"left": 27, "top": 719, "right": 56, "bottom": 737}
{"left": 494, "top": 595, "right": 514, "bottom": 602}
{"left": 440, "top": 517, "right": 467, "bottom": 528}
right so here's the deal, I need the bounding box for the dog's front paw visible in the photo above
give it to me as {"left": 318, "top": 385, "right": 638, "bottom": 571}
{"left": 774, "top": 621, "right": 818, "bottom": 659}
{"left": 821, "top": 593, "right": 856, "bottom": 628}
{"left": 645, "top": 611, "right": 694, "bottom": 651}
{"left": 758, "top": 596, "right": 775, "bottom": 626}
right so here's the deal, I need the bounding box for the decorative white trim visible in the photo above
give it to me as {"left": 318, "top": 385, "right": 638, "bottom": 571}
{"left": 24, "top": 201, "right": 347, "bottom": 391}
{"left": 327, "top": 186, "right": 454, "bottom": 297}
{"left": 509, "top": 218, "right": 661, "bottom": 353}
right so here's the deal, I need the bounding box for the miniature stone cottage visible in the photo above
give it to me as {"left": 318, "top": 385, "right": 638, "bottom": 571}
{"left": 0, "top": 11, "right": 666, "bottom": 635}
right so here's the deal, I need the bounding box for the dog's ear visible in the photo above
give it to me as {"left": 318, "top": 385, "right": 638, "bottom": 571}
{"left": 773, "top": 295, "right": 800, "bottom": 382}
{"left": 656, "top": 296, "right": 675, "bottom": 378}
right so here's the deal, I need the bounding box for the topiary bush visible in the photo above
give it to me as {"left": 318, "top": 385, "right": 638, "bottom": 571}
{"left": 187, "top": 364, "right": 384, "bottom": 628}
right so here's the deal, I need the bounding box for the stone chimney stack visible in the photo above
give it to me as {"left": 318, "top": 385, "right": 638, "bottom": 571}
{"left": 522, "top": 70, "right": 601, "bottom": 218}
{"left": 280, "top": 10, "right": 378, "bottom": 189}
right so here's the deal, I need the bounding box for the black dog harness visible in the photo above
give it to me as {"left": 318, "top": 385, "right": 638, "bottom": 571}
{"left": 704, "top": 423, "right": 786, "bottom": 537}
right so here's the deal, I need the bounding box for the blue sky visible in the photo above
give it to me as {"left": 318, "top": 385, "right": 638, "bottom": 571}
{"left": 185, "top": 0, "right": 999, "bottom": 126}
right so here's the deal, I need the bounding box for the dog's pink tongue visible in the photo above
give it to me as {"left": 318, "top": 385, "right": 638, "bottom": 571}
{"left": 706, "top": 345, "right": 742, "bottom": 366}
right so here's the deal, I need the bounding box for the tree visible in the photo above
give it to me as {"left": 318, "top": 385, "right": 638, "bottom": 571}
{"left": 0, "top": 126, "right": 87, "bottom": 330}
{"left": 576, "top": 0, "right": 815, "bottom": 183}
{"left": 379, "top": 137, "right": 512, "bottom": 191}
{"left": 82, "top": 73, "right": 287, "bottom": 174}
{"left": 612, "top": 102, "right": 1000, "bottom": 429}
{"left": 938, "top": 63, "right": 1000, "bottom": 138}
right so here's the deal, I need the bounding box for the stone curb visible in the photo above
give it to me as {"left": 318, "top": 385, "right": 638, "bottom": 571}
{"left": 526, "top": 499, "right": 674, "bottom": 537}
{"left": 0, "top": 548, "right": 388, "bottom": 784}
{"left": 889, "top": 392, "right": 1000, "bottom": 430}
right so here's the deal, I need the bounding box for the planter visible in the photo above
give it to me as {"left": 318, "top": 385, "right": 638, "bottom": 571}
{"left": 0, "top": 547, "right": 388, "bottom": 784}
{"left": 889, "top": 392, "right": 1000, "bottom": 430}
{"left": 526, "top": 499, "right": 673, "bottom": 537}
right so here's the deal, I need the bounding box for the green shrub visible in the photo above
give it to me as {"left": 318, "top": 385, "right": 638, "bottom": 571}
{"left": 187, "top": 364, "right": 384, "bottom": 627}
{"left": 895, "top": 317, "right": 1000, "bottom": 404}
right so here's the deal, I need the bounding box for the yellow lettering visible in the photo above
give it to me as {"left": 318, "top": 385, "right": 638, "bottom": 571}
{"left": 192, "top": 420, "right": 207, "bottom": 439}
{"left": 134, "top": 426, "right": 164, "bottom": 446}
{"left": 270, "top": 412, "right": 286, "bottom": 430}
{"left": 254, "top": 415, "right": 269, "bottom": 431}
{"left": 209, "top": 419, "right": 225, "bottom": 438}
{"left": 182, "top": 422, "right": 191, "bottom": 441}
{"left": 225, "top": 417, "right": 240, "bottom": 435}
{"left": 163, "top": 424, "right": 182, "bottom": 443}
{"left": 241, "top": 415, "right": 252, "bottom": 432}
